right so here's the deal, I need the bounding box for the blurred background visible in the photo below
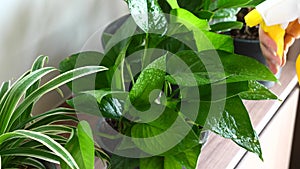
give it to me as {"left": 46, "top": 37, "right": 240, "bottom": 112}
{"left": 0, "top": 0, "right": 129, "bottom": 112}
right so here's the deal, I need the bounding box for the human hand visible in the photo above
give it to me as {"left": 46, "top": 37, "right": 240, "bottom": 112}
{"left": 259, "top": 19, "right": 300, "bottom": 74}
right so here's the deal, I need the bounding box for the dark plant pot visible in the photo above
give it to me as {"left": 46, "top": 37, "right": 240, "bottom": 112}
{"left": 102, "top": 14, "right": 130, "bottom": 48}
{"left": 234, "top": 38, "right": 281, "bottom": 88}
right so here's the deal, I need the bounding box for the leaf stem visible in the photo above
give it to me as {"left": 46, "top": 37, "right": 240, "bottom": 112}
{"left": 142, "top": 33, "right": 150, "bottom": 69}
{"left": 125, "top": 60, "right": 135, "bottom": 86}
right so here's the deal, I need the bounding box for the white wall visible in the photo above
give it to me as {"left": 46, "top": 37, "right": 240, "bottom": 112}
{"left": 0, "top": 0, "right": 129, "bottom": 112}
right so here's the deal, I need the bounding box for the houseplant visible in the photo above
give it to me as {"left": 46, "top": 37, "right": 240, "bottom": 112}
{"left": 0, "top": 55, "right": 109, "bottom": 168}
{"left": 59, "top": 0, "right": 278, "bottom": 168}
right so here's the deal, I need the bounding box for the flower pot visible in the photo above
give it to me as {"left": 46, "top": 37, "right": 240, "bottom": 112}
{"left": 102, "top": 14, "right": 130, "bottom": 48}
{"left": 234, "top": 38, "right": 281, "bottom": 88}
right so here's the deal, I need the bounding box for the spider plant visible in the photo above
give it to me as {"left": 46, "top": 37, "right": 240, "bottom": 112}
{"left": 0, "top": 55, "right": 108, "bottom": 169}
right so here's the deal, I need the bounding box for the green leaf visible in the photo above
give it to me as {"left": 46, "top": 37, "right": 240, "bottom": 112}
{"left": 170, "top": 8, "right": 210, "bottom": 31}
{"left": 22, "top": 55, "right": 49, "bottom": 121}
{"left": 127, "top": 0, "right": 168, "bottom": 34}
{"left": 195, "top": 10, "right": 214, "bottom": 20}
{"left": 0, "top": 81, "right": 10, "bottom": 100}
{"left": 101, "top": 32, "right": 113, "bottom": 49}
{"left": 98, "top": 97, "right": 124, "bottom": 119}
{"left": 20, "top": 158, "right": 47, "bottom": 169}
{"left": 157, "top": 23, "right": 197, "bottom": 53}
{"left": 83, "top": 90, "right": 127, "bottom": 104}
{"left": 0, "top": 130, "right": 79, "bottom": 169}
{"left": 180, "top": 81, "right": 250, "bottom": 102}
{"left": 173, "top": 145, "right": 201, "bottom": 169}
{"left": 196, "top": 96, "right": 263, "bottom": 159}
{"left": 0, "top": 148, "right": 60, "bottom": 165}
{"left": 110, "top": 155, "right": 140, "bottom": 169}
{"left": 25, "top": 114, "right": 78, "bottom": 130}
{"left": 239, "top": 81, "right": 278, "bottom": 100}
{"left": 14, "top": 107, "right": 75, "bottom": 130}
{"left": 32, "top": 125, "right": 74, "bottom": 134}
{"left": 131, "top": 108, "right": 178, "bottom": 155}
{"left": 176, "top": 0, "right": 206, "bottom": 12}
{"left": 129, "top": 55, "right": 166, "bottom": 110}
{"left": 211, "top": 0, "right": 252, "bottom": 9}
{"left": 140, "top": 156, "right": 164, "bottom": 169}
{"left": 210, "top": 21, "right": 243, "bottom": 32}
{"left": 245, "top": 0, "right": 265, "bottom": 6}
{"left": 61, "top": 121, "right": 95, "bottom": 169}
{"left": 166, "top": 72, "right": 228, "bottom": 86}
{"left": 166, "top": 0, "right": 179, "bottom": 9}
{"left": 173, "top": 50, "right": 277, "bottom": 83}
{"left": 163, "top": 129, "right": 200, "bottom": 156}
{"left": 95, "top": 147, "right": 110, "bottom": 167}
{"left": 175, "top": 80, "right": 277, "bottom": 102}
{"left": 217, "top": 50, "right": 277, "bottom": 82}
{"left": 0, "top": 71, "right": 30, "bottom": 111}
{"left": 140, "top": 156, "right": 182, "bottom": 169}
{"left": 169, "top": 10, "right": 233, "bottom": 52}
{"left": 202, "top": 32, "right": 234, "bottom": 52}
{"left": 0, "top": 67, "right": 57, "bottom": 134}
{"left": 76, "top": 121, "right": 95, "bottom": 169}
{"left": 212, "top": 8, "right": 240, "bottom": 20}
{"left": 94, "top": 19, "right": 136, "bottom": 91}
{"left": 69, "top": 90, "right": 127, "bottom": 119}
{"left": 66, "top": 93, "right": 101, "bottom": 116}
{"left": 59, "top": 51, "right": 112, "bottom": 90}
{"left": 131, "top": 108, "right": 198, "bottom": 156}
{"left": 9, "top": 66, "right": 107, "bottom": 132}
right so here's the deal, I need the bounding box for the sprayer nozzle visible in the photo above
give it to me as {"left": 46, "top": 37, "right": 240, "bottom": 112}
{"left": 245, "top": 9, "right": 263, "bottom": 27}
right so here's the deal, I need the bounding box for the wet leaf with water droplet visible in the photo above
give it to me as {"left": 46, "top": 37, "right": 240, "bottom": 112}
{"left": 127, "top": 0, "right": 168, "bottom": 34}
{"left": 195, "top": 96, "right": 263, "bottom": 159}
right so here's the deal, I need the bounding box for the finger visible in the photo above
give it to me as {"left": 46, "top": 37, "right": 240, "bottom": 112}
{"left": 260, "top": 42, "right": 281, "bottom": 74}
{"left": 286, "top": 19, "right": 300, "bottom": 39}
{"left": 284, "top": 34, "right": 295, "bottom": 51}
{"left": 282, "top": 35, "right": 295, "bottom": 66}
{"left": 259, "top": 27, "right": 278, "bottom": 52}
{"left": 260, "top": 41, "right": 282, "bottom": 66}
{"left": 259, "top": 27, "right": 281, "bottom": 65}
{"left": 281, "top": 52, "right": 287, "bottom": 66}
{"left": 266, "top": 59, "right": 280, "bottom": 74}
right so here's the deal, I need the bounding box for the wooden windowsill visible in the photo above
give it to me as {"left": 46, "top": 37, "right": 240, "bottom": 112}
{"left": 197, "top": 60, "right": 298, "bottom": 169}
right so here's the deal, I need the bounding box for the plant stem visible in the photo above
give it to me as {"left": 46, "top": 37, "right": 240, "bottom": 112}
{"left": 125, "top": 60, "right": 135, "bottom": 86}
{"left": 142, "top": 33, "right": 150, "bottom": 69}
{"left": 120, "top": 60, "right": 126, "bottom": 91}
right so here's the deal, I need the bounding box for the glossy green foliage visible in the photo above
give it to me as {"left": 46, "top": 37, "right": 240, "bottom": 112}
{"left": 195, "top": 96, "right": 263, "bottom": 159}
{"left": 61, "top": 121, "right": 95, "bottom": 169}
{"left": 129, "top": 55, "right": 166, "bottom": 110}
{"left": 127, "top": 0, "right": 167, "bottom": 34}
{"left": 210, "top": 0, "right": 253, "bottom": 10}
{"left": 58, "top": 0, "right": 277, "bottom": 168}
{"left": 210, "top": 21, "right": 243, "bottom": 32}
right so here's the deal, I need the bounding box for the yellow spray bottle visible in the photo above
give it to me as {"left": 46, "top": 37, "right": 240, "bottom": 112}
{"left": 244, "top": 0, "right": 300, "bottom": 81}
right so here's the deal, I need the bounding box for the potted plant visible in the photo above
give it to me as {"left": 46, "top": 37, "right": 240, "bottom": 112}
{"left": 0, "top": 55, "right": 109, "bottom": 168}
{"left": 59, "top": 0, "right": 278, "bottom": 168}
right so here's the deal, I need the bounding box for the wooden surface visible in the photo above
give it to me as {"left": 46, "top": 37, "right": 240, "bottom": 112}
{"left": 197, "top": 60, "right": 298, "bottom": 169}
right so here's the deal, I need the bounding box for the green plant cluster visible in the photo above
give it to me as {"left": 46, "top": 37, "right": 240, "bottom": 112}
{"left": 0, "top": 56, "right": 109, "bottom": 169}
{"left": 58, "top": 0, "right": 277, "bottom": 169}
{"left": 0, "top": 0, "right": 274, "bottom": 168}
